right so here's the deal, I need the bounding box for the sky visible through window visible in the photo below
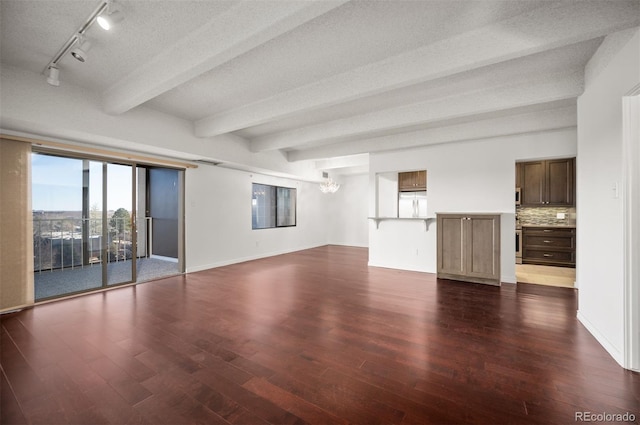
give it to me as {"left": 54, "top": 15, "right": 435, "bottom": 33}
{"left": 32, "top": 153, "right": 133, "bottom": 212}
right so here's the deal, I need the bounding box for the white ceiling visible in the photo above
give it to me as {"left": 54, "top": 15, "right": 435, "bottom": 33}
{"left": 1, "top": 0, "right": 638, "bottom": 175}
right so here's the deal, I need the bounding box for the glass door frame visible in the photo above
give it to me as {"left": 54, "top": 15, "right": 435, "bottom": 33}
{"left": 103, "top": 161, "right": 137, "bottom": 287}
{"left": 32, "top": 147, "right": 185, "bottom": 299}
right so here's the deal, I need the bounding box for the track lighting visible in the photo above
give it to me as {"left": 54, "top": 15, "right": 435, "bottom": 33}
{"left": 46, "top": 66, "right": 60, "bottom": 86}
{"left": 71, "top": 37, "right": 92, "bottom": 62}
{"left": 97, "top": 2, "right": 124, "bottom": 31}
{"left": 43, "top": 1, "right": 125, "bottom": 87}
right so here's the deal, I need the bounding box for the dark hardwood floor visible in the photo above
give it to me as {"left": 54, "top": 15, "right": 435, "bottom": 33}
{"left": 2, "top": 245, "right": 638, "bottom": 424}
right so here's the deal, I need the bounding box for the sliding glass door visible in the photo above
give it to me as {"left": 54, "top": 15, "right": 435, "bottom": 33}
{"left": 32, "top": 151, "right": 182, "bottom": 301}
{"left": 32, "top": 154, "right": 104, "bottom": 298}
{"left": 82, "top": 159, "right": 104, "bottom": 291}
{"left": 106, "top": 163, "right": 134, "bottom": 286}
{"left": 33, "top": 153, "right": 136, "bottom": 299}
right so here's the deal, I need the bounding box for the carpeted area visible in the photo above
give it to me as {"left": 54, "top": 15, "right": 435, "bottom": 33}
{"left": 34, "top": 257, "right": 180, "bottom": 300}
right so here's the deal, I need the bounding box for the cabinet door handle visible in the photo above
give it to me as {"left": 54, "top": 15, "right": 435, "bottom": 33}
{"left": 543, "top": 240, "right": 552, "bottom": 243}
{"left": 543, "top": 254, "right": 554, "bottom": 257}
{"left": 543, "top": 230, "right": 553, "bottom": 232}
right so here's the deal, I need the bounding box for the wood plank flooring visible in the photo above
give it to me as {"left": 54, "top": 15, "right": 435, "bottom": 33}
{"left": 516, "top": 264, "right": 576, "bottom": 288}
{"left": 2, "top": 245, "right": 638, "bottom": 424}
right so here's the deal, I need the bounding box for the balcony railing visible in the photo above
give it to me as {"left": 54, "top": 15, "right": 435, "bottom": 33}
{"left": 33, "top": 217, "right": 151, "bottom": 273}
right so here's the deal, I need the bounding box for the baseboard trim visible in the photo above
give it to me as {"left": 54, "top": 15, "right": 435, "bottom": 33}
{"left": 367, "top": 261, "right": 433, "bottom": 274}
{"left": 186, "top": 244, "right": 326, "bottom": 273}
{"left": 502, "top": 274, "right": 517, "bottom": 284}
{"left": 577, "top": 311, "right": 624, "bottom": 367}
{"left": 0, "top": 304, "right": 32, "bottom": 315}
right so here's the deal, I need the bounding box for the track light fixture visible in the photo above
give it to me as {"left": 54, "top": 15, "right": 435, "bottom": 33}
{"left": 97, "top": 1, "right": 124, "bottom": 31}
{"left": 42, "top": 1, "right": 125, "bottom": 86}
{"left": 46, "top": 66, "right": 60, "bottom": 86}
{"left": 71, "top": 37, "right": 92, "bottom": 62}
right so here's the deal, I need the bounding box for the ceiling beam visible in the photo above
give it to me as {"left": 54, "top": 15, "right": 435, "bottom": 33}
{"left": 102, "top": 0, "right": 348, "bottom": 115}
{"left": 194, "top": 1, "right": 638, "bottom": 138}
{"left": 287, "top": 104, "right": 577, "bottom": 162}
{"left": 314, "top": 154, "right": 369, "bottom": 171}
{"left": 251, "top": 71, "right": 583, "bottom": 152}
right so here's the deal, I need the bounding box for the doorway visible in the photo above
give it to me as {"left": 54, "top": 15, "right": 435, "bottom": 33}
{"left": 32, "top": 152, "right": 183, "bottom": 301}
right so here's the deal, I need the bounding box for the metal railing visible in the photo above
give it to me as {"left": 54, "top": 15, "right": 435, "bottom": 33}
{"left": 33, "top": 217, "right": 151, "bottom": 273}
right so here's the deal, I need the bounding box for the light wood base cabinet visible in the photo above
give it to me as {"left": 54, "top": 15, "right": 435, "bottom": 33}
{"left": 437, "top": 214, "right": 501, "bottom": 286}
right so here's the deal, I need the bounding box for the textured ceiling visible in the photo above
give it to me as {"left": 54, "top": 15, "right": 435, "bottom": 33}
{"left": 1, "top": 0, "right": 638, "bottom": 174}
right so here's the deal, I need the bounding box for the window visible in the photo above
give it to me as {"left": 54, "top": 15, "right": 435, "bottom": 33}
{"left": 277, "top": 186, "right": 296, "bottom": 227}
{"left": 252, "top": 183, "right": 296, "bottom": 229}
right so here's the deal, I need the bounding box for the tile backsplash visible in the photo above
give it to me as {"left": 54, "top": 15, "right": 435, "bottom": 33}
{"left": 517, "top": 206, "right": 576, "bottom": 226}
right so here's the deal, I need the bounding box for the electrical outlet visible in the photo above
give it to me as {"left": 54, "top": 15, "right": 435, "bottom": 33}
{"left": 557, "top": 212, "right": 566, "bottom": 219}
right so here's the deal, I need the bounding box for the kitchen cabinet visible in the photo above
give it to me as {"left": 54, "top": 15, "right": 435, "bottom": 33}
{"left": 515, "top": 162, "right": 523, "bottom": 188}
{"left": 437, "top": 213, "right": 501, "bottom": 286}
{"left": 520, "top": 158, "right": 575, "bottom": 206}
{"left": 522, "top": 226, "right": 575, "bottom": 267}
{"left": 398, "top": 171, "right": 426, "bottom": 191}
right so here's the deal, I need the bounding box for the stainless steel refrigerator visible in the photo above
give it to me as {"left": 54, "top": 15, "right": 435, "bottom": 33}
{"left": 398, "top": 191, "right": 427, "bottom": 218}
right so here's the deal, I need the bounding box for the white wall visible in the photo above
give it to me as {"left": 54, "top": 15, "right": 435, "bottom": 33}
{"left": 185, "top": 165, "right": 330, "bottom": 272}
{"left": 576, "top": 27, "right": 640, "bottom": 367}
{"left": 368, "top": 128, "right": 577, "bottom": 280}
{"left": 327, "top": 173, "right": 369, "bottom": 248}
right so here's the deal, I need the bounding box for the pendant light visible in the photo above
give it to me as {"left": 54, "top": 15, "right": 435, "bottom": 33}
{"left": 319, "top": 172, "right": 340, "bottom": 193}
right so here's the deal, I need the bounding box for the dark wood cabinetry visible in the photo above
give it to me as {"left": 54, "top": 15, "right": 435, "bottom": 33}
{"left": 520, "top": 158, "right": 575, "bottom": 206}
{"left": 398, "top": 171, "right": 426, "bottom": 191}
{"left": 522, "top": 227, "right": 575, "bottom": 267}
{"left": 437, "top": 214, "right": 501, "bottom": 286}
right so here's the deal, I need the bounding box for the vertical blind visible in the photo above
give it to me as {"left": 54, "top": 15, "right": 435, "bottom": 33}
{"left": 0, "top": 138, "right": 35, "bottom": 311}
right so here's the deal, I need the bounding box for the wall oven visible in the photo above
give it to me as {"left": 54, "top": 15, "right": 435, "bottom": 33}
{"left": 515, "top": 228, "right": 522, "bottom": 264}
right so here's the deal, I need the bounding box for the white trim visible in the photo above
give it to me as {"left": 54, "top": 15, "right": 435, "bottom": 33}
{"left": 577, "top": 311, "right": 624, "bottom": 367}
{"left": 502, "top": 275, "right": 517, "bottom": 284}
{"left": 367, "top": 261, "right": 432, "bottom": 273}
{"left": 185, "top": 244, "right": 325, "bottom": 273}
{"left": 622, "top": 93, "right": 640, "bottom": 371}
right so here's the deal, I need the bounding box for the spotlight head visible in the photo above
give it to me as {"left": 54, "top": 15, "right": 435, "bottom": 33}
{"left": 71, "top": 39, "right": 92, "bottom": 62}
{"left": 97, "top": 3, "right": 123, "bottom": 30}
{"left": 46, "top": 66, "right": 60, "bottom": 86}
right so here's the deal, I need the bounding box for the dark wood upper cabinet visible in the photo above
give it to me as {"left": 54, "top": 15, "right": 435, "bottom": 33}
{"left": 520, "top": 158, "right": 574, "bottom": 206}
{"left": 398, "top": 170, "right": 426, "bottom": 191}
{"left": 521, "top": 161, "right": 546, "bottom": 205}
{"left": 515, "top": 162, "right": 523, "bottom": 188}
{"left": 547, "top": 159, "right": 574, "bottom": 205}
